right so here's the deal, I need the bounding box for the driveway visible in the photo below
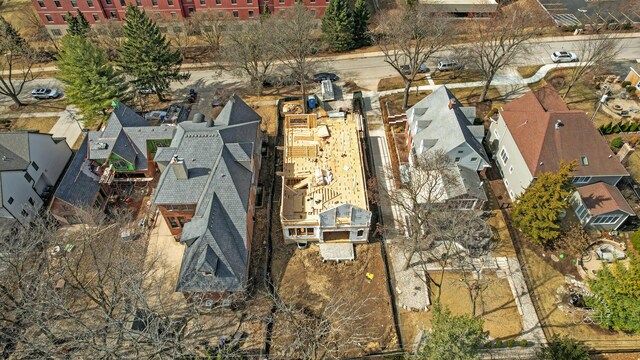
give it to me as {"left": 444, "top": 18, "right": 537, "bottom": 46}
{"left": 49, "top": 106, "right": 83, "bottom": 147}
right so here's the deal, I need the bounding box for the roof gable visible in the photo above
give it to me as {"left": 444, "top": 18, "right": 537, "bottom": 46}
{"left": 215, "top": 94, "right": 262, "bottom": 127}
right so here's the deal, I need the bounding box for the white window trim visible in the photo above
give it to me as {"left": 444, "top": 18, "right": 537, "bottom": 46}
{"left": 493, "top": 129, "right": 500, "bottom": 140}
{"left": 572, "top": 176, "right": 592, "bottom": 184}
{"left": 504, "top": 178, "right": 509, "bottom": 187}
{"left": 591, "top": 214, "right": 621, "bottom": 225}
{"left": 509, "top": 165, "right": 514, "bottom": 174}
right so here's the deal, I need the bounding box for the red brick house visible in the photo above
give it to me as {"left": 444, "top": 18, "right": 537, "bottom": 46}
{"left": 32, "top": 0, "right": 328, "bottom": 37}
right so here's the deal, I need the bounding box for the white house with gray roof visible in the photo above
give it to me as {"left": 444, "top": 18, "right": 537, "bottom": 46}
{"left": 0, "top": 132, "right": 71, "bottom": 229}
{"left": 405, "top": 86, "right": 490, "bottom": 209}
{"left": 153, "top": 95, "right": 262, "bottom": 297}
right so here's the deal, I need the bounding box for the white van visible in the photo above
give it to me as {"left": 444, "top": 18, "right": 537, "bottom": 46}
{"left": 437, "top": 60, "right": 463, "bottom": 72}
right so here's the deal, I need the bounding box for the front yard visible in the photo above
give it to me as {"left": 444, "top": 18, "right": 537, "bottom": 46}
{"left": 9, "top": 116, "right": 59, "bottom": 133}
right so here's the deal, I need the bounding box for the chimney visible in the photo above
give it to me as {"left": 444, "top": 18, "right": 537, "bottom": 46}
{"left": 171, "top": 155, "right": 188, "bottom": 180}
{"left": 448, "top": 99, "right": 455, "bottom": 110}
{"left": 617, "top": 143, "right": 635, "bottom": 164}
{"left": 206, "top": 118, "right": 214, "bottom": 127}
{"left": 555, "top": 119, "right": 564, "bottom": 129}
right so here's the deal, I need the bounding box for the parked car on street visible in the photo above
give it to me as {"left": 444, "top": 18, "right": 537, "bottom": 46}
{"left": 313, "top": 72, "right": 339, "bottom": 82}
{"left": 401, "top": 64, "right": 429, "bottom": 75}
{"left": 31, "top": 88, "right": 60, "bottom": 100}
{"left": 550, "top": 51, "right": 578, "bottom": 63}
{"left": 436, "top": 59, "right": 463, "bottom": 72}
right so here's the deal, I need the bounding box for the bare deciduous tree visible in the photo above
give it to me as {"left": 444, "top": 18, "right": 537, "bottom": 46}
{"left": 0, "top": 209, "right": 246, "bottom": 358}
{"left": 465, "top": 2, "right": 545, "bottom": 102}
{"left": 0, "top": 17, "right": 41, "bottom": 107}
{"left": 269, "top": 2, "right": 320, "bottom": 113}
{"left": 191, "top": 10, "right": 229, "bottom": 59}
{"left": 222, "top": 18, "right": 277, "bottom": 96}
{"left": 561, "top": 35, "right": 620, "bottom": 98}
{"left": 268, "top": 286, "right": 378, "bottom": 360}
{"left": 89, "top": 19, "right": 124, "bottom": 60}
{"left": 384, "top": 151, "right": 491, "bottom": 303}
{"left": 375, "top": 5, "right": 451, "bottom": 109}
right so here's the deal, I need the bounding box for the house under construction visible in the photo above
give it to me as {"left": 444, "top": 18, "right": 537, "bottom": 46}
{"left": 279, "top": 113, "right": 371, "bottom": 261}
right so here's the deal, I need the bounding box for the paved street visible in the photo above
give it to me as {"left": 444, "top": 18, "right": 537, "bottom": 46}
{"left": 2, "top": 33, "right": 640, "bottom": 112}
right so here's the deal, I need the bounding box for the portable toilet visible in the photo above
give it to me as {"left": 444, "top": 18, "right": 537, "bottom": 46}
{"left": 307, "top": 95, "right": 317, "bottom": 109}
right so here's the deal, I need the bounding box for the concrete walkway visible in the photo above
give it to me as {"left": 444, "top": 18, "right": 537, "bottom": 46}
{"left": 373, "top": 62, "right": 584, "bottom": 98}
{"left": 496, "top": 257, "right": 547, "bottom": 346}
{"left": 0, "top": 111, "right": 63, "bottom": 120}
{"left": 49, "top": 106, "right": 83, "bottom": 147}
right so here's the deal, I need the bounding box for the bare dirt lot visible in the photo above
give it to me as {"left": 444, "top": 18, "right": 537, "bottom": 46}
{"left": 399, "top": 271, "right": 522, "bottom": 349}
{"left": 270, "top": 239, "right": 399, "bottom": 357}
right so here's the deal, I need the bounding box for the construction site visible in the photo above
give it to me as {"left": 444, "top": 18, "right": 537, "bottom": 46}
{"left": 278, "top": 112, "right": 372, "bottom": 261}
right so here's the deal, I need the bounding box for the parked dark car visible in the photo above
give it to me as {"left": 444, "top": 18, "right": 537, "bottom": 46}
{"left": 313, "top": 72, "right": 339, "bottom": 82}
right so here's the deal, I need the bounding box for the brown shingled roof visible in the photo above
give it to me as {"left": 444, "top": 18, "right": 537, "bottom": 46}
{"left": 577, "top": 182, "right": 634, "bottom": 216}
{"left": 501, "top": 86, "right": 628, "bottom": 178}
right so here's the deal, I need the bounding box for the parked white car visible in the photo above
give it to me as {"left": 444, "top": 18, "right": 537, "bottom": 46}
{"left": 31, "top": 88, "right": 60, "bottom": 99}
{"left": 550, "top": 51, "right": 578, "bottom": 63}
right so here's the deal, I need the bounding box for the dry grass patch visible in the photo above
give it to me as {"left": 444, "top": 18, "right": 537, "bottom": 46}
{"left": 517, "top": 65, "right": 544, "bottom": 79}
{"left": 380, "top": 90, "right": 433, "bottom": 117}
{"left": 10, "top": 116, "right": 59, "bottom": 133}
{"left": 377, "top": 76, "right": 430, "bottom": 92}
{"left": 488, "top": 210, "right": 517, "bottom": 257}
{"left": 399, "top": 271, "right": 523, "bottom": 348}
{"left": 7, "top": 99, "right": 67, "bottom": 114}
{"left": 431, "top": 70, "right": 484, "bottom": 85}
{"left": 522, "top": 246, "right": 640, "bottom": 351}
{"left": 253, "top": 104, "right": 278, "bottom": 136}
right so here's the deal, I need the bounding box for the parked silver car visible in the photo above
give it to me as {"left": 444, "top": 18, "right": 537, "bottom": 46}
{"left": 31, "top": 88, "right": 60, "bottom": 99}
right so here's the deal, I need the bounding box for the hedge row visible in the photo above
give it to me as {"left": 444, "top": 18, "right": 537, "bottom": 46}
{"left": 599, "top": 121, "right": 639, "bottom": 135}
{"left": 483, "top": 339, "right": 528, "bottom": 348}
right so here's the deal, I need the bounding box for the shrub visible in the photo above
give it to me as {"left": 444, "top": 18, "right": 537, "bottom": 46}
{"left": 506, "top": 339, "right": 516, "bottom": 347}
{"left": 632, "top": 230, "right": 640, "bottom": 251}
{"left": 495, "top": 340, "right": 503, "bottom": 347}
{"left": 622, "top": 21, "right": 633, "bottom": 30}
{"left": 631, "top": 124, "right": 639, "bottom": 133}
{"left": 621, "top": 122, "right": 630, "bottom": 132}
{"left": 603, "top": 121, "right": 613, "bottom": 134}
{"left": 611, "top": 137, "right": 624, "bottom": 150}
{"left": 595, "top": 83, "right": 601, "bottom": 90}
{"left": 621, "top": 81, "right": 631, "bottom": 88}
{"left": 486, "top": 107, "right": 499, "bottom": 119}
{"left": 613, "top": 123, "right": 622, "bottom": 133}
{"left": 519, "top": 339, "right": 528, "bottom": 347}
{"left": 627, "top": 86, "right": 637, "bottom": 95}
{"left": 484, "top": 341, "right": 493, "bottom": 348}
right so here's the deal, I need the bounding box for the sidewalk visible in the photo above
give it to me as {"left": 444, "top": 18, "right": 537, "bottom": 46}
{"left": 372, "top": 61, "right": 583, "bottom": 98}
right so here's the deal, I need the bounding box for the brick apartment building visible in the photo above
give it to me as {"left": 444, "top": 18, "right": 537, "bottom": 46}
{"left": 31, "top": 0, "right": 329, "bottom": 37}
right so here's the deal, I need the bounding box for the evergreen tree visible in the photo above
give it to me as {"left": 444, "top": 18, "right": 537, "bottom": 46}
{"left": 586, "top": 255, "right": 640, "bottom": 333}
{"left": 414, "top": 302, "right": 486, "bottom": 360}
{"left": 352, "top": 0, "right": 371, "bottom": 48}
{"left": 118, "top": 5, "right": 188, "bottom": 101}
{"left": 66, "top": 10, "right": 90, "bottom": 36}
{"left": 57, "top": 35, "right": 129, "bottom": 124}
{"left": 321, "top": 0, "right": 355, "bottom": 52}
{"left": 536, "top": 335, "right": 589, "bottom": 360}
{"left": 511, "top": 162, "right": 575, "bottom": 246}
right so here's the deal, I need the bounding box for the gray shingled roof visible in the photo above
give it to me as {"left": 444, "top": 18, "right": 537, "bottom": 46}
{"left": 154, "top": 96, "right": 261, "bottom": 294}
{"left": 446, "top": 165, "right": 488, "bottom": 202}
{"left": 407, "top": 86, "right": 489, "bottom": 165}
{"left": 87, "top": 103, "right": 174, "bottom": 170}
{"left": 53, "top": 136, "right": 101, "bottom": 208}
{"left": 0, "top": 133, "right": 31, "bottom": 171}
{"left": 215, "top": 94, "right": 262, "bottom": 127}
